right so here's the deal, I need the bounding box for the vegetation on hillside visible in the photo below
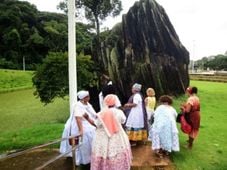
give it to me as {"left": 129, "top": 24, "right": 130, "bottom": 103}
{"left": 0, "top": 0, "right": 68, "bottom": 70}
{"left": 0, "top": 0, "right": 95, "bottom": 71}
{"left": 0, "top": 0, "right": 100, "bottom": 104}
{"left": 0, "top": 69, "right": 33, "bottom": 92}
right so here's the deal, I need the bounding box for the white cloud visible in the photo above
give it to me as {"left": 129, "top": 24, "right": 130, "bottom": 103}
{"left": 152, "top": 0, "right": 227, "bottom": 59}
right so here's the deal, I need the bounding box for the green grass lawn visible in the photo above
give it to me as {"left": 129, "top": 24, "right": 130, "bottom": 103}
{"left": 171, "top": 80, "right": 227, "bottom": 170}
{"left": 0, "top": 89, "right": 69, "bottom": 153}
{"left": 0, "top": 69, "right": 69, "bottom": 153}
{"left": 0, "top": 69, "right": 33, "bottom": 92}
{"left": 0, "top": 77, "right": 227, "bottom": 169}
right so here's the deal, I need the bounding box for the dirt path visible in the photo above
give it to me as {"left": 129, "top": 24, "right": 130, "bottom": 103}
{"left": 0, "top": 149, "right": 72, "bottom": 170}
{"left": 0, "top": 143, "right": 175, "bottom": 170}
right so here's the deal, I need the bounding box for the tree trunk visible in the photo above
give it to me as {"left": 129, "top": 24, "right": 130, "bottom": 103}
{"left": 93, "top": 14, "right": 103, "bottom": 67}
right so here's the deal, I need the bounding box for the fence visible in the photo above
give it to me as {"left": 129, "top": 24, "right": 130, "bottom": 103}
{"left": 0, "top": 135, "right": 81, "bottom": 170}
{"left": 189, "top": 73, "right": 227, "bottom": 83}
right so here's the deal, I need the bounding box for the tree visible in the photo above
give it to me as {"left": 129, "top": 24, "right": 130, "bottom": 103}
{"left": 76, "top": 22, "right": 95, "bottom": 54}
{"left": 43, "top": 20, "right": 68, "bottom": 52}
{"left": 58, "top": 0, "right": 122, "bottom": 61}
{"left": 195, "top": 57, "right": 208, "bottom": 70}
{"left": 0, "top": 0, "right": 69, "bottom": 70}
{"left": 33, "top": 52, "right": 98, "bottom": 104}
{"left": 204, "top": 55, "right": 227, "bottom": 71}
{"left": 59, "top": 0, "right": 122, "bottom": 36}
{"left": 2, "top": 28, "right": 21, "bottom": 64}
{"left": 79, "top": 0, "right": 122, "bottom": 40}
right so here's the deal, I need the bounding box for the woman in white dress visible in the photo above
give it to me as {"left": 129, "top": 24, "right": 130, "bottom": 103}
{"left": 91, "top": 94, "right": 132, "bottom": 170}
{"left": 151, "top": 95, "right": 179, "bottom": 157}
{"left": 59, "top": 90, "right": 96, "bottom": 166}
{"left": 124, "top": 83, "right": 148, "bottom": 145}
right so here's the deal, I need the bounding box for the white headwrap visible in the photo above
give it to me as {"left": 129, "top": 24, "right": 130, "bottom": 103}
{"left": 107, "top": 81, "right": 112, "bottom": 85}
{"left": 132, "top": 83, "right": 142, "bottom": 91}
{"left": 77, "top": 90, "right": 89, "bottom": 100}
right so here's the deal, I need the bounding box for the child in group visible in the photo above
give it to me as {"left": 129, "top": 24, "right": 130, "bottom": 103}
{"left": 144, "top": 88, "right": 156, "bottom": 140}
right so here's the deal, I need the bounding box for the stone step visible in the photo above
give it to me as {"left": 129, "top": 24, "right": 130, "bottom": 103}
{"left": 131, "top": 142, "right": 174, "bottom": 170}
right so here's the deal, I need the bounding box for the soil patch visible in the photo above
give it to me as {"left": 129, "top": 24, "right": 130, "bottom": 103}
{"left": 0, "top": 143, "right": 175, "bottom": 170}
{"left": 0, "top": 149, "right": 73, "bottom": 170}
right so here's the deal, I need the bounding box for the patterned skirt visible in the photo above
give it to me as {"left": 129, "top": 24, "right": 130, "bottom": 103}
{"left": 126, "top": 127, "right": 147, "bottom": 141}
{"left": 151, "top": 127, "right": 179, "bottom": 152}
{"left": 91, "top": 128, "right": 132, "bottom": 170}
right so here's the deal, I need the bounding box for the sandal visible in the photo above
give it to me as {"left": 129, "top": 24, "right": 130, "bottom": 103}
{"left": 155, "top": 150, "right": 163, "bottom": 158}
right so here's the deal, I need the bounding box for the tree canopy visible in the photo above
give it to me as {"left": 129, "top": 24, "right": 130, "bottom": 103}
{"left": 33, "top": 52, "right": 97, "bottom": 104}
{"left": 59, "top": 0, "right": 122, "bottom": 35}
{"left": 58, "top": 0, "right": 122, "bottom": 65}
{"left": 0, "top": 0, "right": 99, "bottom": 104}
{"left": 195, "top": 54, "right": 227, "bottom": 71}
{"left": 204, "top": 55, "right": 227, "bottom": 71}
{"left": 0, "top": 0, "right": 68, "bottom": 70}
{"left": 0, "top": 0, "right": 96, "bottom": 70}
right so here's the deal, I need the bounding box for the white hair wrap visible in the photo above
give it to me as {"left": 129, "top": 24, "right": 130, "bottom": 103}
{"left": 132, "top": 83, "right": 142, "bottom": 91}
{"left": 77, "top": 90, "right": 89, "bottom": 99}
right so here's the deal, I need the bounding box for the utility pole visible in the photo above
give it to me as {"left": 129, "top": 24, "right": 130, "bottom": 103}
{"left": 192, "top": 40, "right": 195, "bottom": 73}
{"left": 68, "top": 0, "right": 77, "bottom": 116}
{"left": 23, "top": 56, "right": 25, "bottom": 71}
{"left": 68, "top": 2, "right": 77, "bottom": 168}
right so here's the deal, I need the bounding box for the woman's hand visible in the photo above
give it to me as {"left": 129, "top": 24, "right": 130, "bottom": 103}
{"left": 180, "top": 103, "right": 186, "bottom": 112}
{"left": 124, "top": 103, "right": 136, "bottom": 108}
{"left": 124, "top": 103, "right": 130, "bottom": 108}
{"left": 83, "top": 113, "right": 89, "bottom": 120}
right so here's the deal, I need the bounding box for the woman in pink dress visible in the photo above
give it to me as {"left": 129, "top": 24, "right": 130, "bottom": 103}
{"left": 91, "top": 94, "right": 132, "bottom": 170}
{"left": 181, "top": 86, "right": 200, "bottom": 149}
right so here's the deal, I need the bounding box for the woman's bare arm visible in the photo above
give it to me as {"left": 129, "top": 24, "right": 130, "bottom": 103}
{"left": 75, "top": 117, "right": 83, "bottom": 136}
{"left": 83, "top": 113, "right": 96, "bottom": 127}
{"left": 124, "top": 103, "right": 137, "bottom": 108}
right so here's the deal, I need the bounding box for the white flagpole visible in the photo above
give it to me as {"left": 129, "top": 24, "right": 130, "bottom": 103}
{"left": 68, "top": 0, "right": 77, "bottom": 115}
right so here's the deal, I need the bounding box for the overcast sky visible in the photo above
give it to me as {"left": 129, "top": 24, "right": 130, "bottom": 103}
{"left": 21, "top": 0, "right": 227, "bottom": 60}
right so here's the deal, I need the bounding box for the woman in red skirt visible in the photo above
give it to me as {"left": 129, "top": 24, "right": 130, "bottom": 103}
{"left": 181, "top": 86, "right": 200, "bottom": 149}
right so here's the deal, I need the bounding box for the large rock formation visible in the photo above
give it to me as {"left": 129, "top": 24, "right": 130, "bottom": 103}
{"left": 100, "top": 0, "right": 189, "bottom": 102}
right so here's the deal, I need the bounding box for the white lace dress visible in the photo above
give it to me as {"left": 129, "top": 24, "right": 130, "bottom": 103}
{"left": 59, "top": 101, "right": 96, "bottom": 165}
{"left": 91, "top": 108, "right": 132, "bottom": 170}
{"left": 150, "top": 105, "right": 180, "bottom": 152}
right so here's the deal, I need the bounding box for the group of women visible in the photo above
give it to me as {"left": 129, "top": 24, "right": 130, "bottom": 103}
{"left": 60, "top": 87, "right": 132, "bottom": 170}
{"left": 59, "top": 83, "right": 201, "bottom": 169}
